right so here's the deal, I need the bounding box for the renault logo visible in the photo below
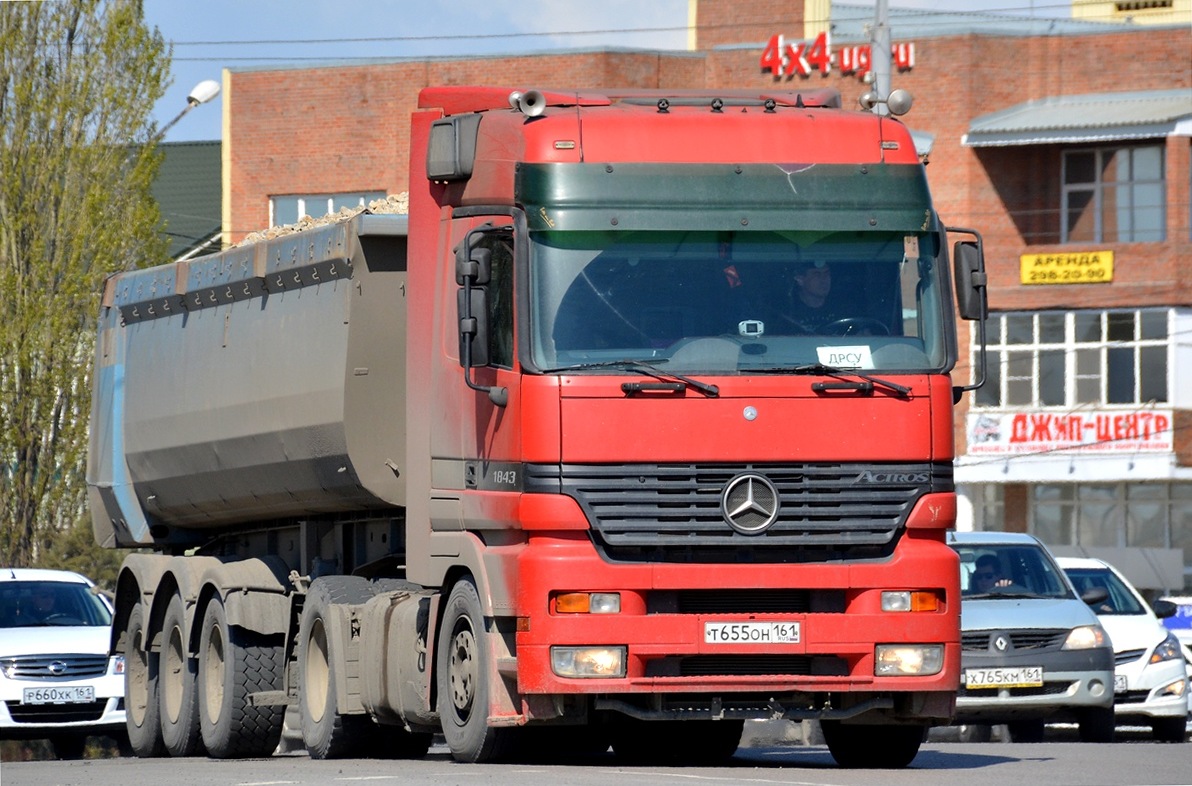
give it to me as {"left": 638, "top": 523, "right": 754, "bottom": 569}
{"left": 993, "top": 635, "right": 1010, "bottom": 653}
{"left": 721, "top": 473, "right": 780, "bottom": 535}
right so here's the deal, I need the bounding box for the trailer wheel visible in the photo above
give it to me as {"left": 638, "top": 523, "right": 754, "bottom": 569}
{"left": 820, "top": 721, "right": 924, "bottom": 769}
{"left": 124, "top": 603, "right": 166, "bottom": 757}
{"left": 198, "top": 596, "right": 285, "bottom": 757}
{"left": 159, "top": 592, "right": 204, "bottom": 756}
{"left": 436, "top": 577, "right": 518, "bottom": 762}
{"left": 298, "top": 576, "right": 375, "bottom": 759}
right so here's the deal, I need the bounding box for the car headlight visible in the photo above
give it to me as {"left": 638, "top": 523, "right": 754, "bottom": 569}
{"left": 1150, "top": 633, "right": 1183, "bottom": 664}
{"left": 1062, "top": 625, "right": 1107, "bottom": 650}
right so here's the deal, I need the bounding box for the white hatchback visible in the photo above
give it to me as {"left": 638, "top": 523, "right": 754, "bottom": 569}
{"left": 0, "top": 568, "right": 126, "bottom": 758}
{"left": 1058, "top": 557, "right": 1189, "bottom": 742}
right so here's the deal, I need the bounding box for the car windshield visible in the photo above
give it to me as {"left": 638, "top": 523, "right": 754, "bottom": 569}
{"left": 529, "top": 229, "right": 951, "bottom": 375}
{"left": 0, "top": 580, "right": 113, "bottom": 628}
{"left": 1063, "top": 567, "right": 1147, "bottom": 615}
{"left": 954, "top": 543, "right": 1074, "bottom": 599}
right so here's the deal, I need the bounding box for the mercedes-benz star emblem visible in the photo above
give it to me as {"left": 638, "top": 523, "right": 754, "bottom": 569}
{"left": 721, "top": 473, "right": 780, "bottom": 535}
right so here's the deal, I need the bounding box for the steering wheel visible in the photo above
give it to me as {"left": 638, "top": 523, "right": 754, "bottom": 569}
{"left": 819, "top": 317, "right": 890, "bottom": 337}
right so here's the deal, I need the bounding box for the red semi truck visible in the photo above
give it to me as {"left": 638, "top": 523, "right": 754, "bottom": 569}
{"left": 88, "top": 85, "right": 987, "bottom": 767}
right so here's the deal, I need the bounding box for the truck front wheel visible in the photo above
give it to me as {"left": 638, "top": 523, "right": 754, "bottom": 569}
{"left": 436, "top": 577, "right": 518, "bottom": 763}
{"left": 198, "top": 596, "right": 285, "bottom": 757}
{"left": 124, "top": 603, "right": 166, "bottom": 757}
{"left": 159, "top": 593, "right": 204, "bottom": 756}
{"left": 298, "top": 576, "right": 375, "bottom": 759}
{"left": 820, "top": 721, "right": 924, "bottom": 769}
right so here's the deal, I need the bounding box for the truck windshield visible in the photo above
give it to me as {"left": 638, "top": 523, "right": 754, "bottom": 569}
{"left": 528, "top": 229, "right": 951, "bottom": 375}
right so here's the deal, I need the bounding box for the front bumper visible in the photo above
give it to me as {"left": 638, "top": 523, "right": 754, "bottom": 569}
{"left": 0, "top": 674, "right": 125, "bottom": 739}
{"left": 955, "top": 647, "right": 1114, "bottom": 724}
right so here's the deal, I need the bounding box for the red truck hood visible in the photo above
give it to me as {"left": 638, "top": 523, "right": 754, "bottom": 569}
{"left": 555, "top": 374, "right": 951, "bottom": 464}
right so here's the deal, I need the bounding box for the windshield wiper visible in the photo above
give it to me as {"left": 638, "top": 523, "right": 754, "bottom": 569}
{"left": 759, "top": 363, "right": 911, "bottom": 397}
{"left": 540, "top": 359, "right": 719, "bottom": 398}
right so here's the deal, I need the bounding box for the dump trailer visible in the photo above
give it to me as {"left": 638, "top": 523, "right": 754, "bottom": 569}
{"left": 88, "top": 85, "right": 987, "bottom": 767}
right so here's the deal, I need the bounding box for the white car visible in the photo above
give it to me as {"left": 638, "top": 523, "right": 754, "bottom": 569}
{"left": 1059, "top": 557, "right": 1189, "bottom": 743}
{"left": 0, "top": 568, "right": 126, "bottom": 758}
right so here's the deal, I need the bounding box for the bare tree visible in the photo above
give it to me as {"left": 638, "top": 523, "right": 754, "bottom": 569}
{"left": 0, "top": 0, "right": 169, "bottom": 566}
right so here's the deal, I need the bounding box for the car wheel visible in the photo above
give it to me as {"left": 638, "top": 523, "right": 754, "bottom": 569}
{"left": 1152, "top": 716, "right": 1187, "bottom": 743}
{"left": 1007, "top": 719, "right": 1046, "bottom": 743}
{"left": 957, "top": 723, "right": 993, "bottom": 743}
{"left": 198, "top": 595, "right": 285, "bottom": 758}
{"left": 1078, "top": 707, "right": 1115, "bottom": 743}
{"left": 159, "top": 592, "right": 204, "bottom": 756}
{"left": 124, "top": 603, "right": 167, "bottom": 757}
{"left": 49, "top": 734, "right": 87, "bottom": 760}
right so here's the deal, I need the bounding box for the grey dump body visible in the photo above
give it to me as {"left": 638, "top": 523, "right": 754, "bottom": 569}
{"left": 87, "top": 213, "right": 409, "bottom": 548}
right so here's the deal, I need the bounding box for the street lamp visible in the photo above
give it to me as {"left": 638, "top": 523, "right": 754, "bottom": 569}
{"left": 156, "top": 79, "right": 221, "bottom": 140}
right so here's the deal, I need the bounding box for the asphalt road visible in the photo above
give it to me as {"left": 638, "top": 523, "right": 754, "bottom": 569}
{"left": 4, "top": 728, "right": 1192, "bottom": 786}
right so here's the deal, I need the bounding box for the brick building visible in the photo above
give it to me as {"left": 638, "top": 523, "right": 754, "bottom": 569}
{"left": 218, "top": 0, "right": 1192, "bottom": 590}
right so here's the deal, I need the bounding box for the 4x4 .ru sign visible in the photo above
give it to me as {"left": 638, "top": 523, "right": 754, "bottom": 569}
{"left": 761, "top": 32, "right": 916, "bottom": 80}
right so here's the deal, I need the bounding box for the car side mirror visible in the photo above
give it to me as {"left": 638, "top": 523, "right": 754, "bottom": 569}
{"left": 1080, "top": 587, "right": 1109, "bottom": 606}
{"left": 1151, "top": 599, "right": 1178, "bottom": 619}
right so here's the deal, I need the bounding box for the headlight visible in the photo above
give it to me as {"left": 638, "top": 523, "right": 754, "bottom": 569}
{"left": 1062, "top": 625, "right": 1107, "bottom": 650}
{"left": 551, "top": 646, "right": 626, "bottom": 678}
{"left": 1150, "top": 633, "right": 1183, "bottom": 664}
{"left": 875, "top": 644, "right": 944, "bottom": 676}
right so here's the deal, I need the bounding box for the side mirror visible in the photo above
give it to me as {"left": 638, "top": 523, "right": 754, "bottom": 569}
{"left": 456, "top": 246, "right": 492, "bottom": 286}
{"left": 1152, "top": 599, "right": 1178, "bottom": 619}
{"left": 1080, "top": 586, "right": 1109, "bottom": 607}
{"left": 457, "top": 287, "right": 490, "bottom": 368}
{"left": 953, "top": 240, "right": 987, "bottom": 321}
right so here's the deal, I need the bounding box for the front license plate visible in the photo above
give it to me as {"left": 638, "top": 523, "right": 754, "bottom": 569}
{"left": 964, "top": 666, "right": 1043, "bottom": 688}
{"left": 23, "top": 686, "right": 95, "bottom": 705}
{"left": 704, "top": 621, "right": 800, "bottom": 644}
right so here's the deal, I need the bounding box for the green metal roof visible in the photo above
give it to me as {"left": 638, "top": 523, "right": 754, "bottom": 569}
{"left": 152, "top": 141, "right": 221, "bottom": 260}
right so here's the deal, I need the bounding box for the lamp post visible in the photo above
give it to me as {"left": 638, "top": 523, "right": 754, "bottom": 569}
{"left": 156, "top": 79, "right": 221, "bottom": 141}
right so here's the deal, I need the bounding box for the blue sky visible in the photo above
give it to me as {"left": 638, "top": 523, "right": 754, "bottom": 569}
{"left": 143, "top": 0, "right": 1072, "bottom": 142}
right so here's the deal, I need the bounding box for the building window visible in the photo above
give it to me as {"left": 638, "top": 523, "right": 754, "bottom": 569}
{"left": 974, "top": 309, "right": 1168, "bottom": 409}
{"left": 1030, "top": 482, "right": 1192, "bottom": 586}
{"left": 1062, "top": 144, "right": 1164, "bottom": 243}
{"left": 270, "top": 192, "right": 386, "bottom": 227}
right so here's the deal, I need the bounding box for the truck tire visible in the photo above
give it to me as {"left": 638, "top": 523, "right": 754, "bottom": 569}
{"left": 123, "top": 603, "right": 167, "bottom": 757}
{"left": 820, "top": 721, "right": 924, "bottom": 769}
{"left": 436, "top": 577, "right": 518, "bottom": 762}
{"left": 198, "top": 595, "right": 285, "bottom": 757}
{"left": 160, "top": 592, "right": 204, "bottom": 756}
{"left": 298, "top": 575, "right": 375, "bottom": 759}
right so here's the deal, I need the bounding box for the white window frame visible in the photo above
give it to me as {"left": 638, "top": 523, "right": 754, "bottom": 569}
{"left": 973, "top": 309, "right": 1170, "bottom": 410}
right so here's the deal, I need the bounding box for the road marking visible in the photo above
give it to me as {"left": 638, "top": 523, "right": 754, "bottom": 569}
{"left": 599, "top": 771, "right": 833, "bottom": 785}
